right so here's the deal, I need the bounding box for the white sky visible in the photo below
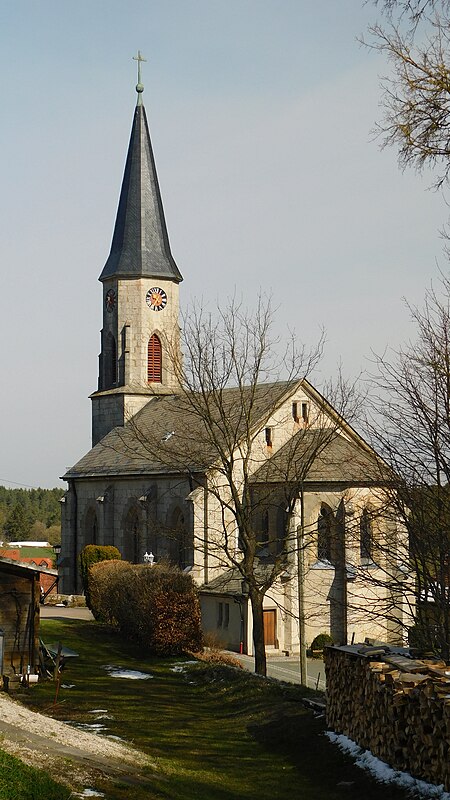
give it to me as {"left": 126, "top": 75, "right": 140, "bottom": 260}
{"left": 0, "top": 1, "right": 446, "bottom": 489}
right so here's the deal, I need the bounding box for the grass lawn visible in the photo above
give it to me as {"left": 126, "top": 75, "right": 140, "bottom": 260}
{"left": 0, "top": 748, "right": 71, "bottom": 800}
{"left": 15, "top": 546, "right": 54, "bottom": 561}
{"left": 11, "top": 618, "right": 412, "bottom": 800}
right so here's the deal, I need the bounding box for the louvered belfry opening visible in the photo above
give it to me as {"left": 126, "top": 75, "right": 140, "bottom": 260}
{"left": 148, "top": 334, "right": 162, "bottom": 383}
{"left": 104, "top": 333, "right": 117, "bottom": 388}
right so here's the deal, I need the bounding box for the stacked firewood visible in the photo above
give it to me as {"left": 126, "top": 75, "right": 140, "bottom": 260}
{"left": 324, "top": 645, "right": 450, "bottom": 790}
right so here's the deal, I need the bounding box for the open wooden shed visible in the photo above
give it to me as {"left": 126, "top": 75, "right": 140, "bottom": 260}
{"left": 0, "top": 556, "right": 58, "bottom": 681}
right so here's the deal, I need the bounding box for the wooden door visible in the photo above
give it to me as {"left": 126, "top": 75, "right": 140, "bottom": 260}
{"left": 263, "top": 609, "right": 277, "bottom": 647}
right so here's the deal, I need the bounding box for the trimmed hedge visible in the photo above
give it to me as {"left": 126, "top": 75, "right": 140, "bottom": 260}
{"left": 310, "top": 632, "right": 334, "bottom": 656}
{"left": 88, "top": 560, "right": 203, "bottom": 655}
{"left": 79, "top": 544, "right": 121, "bottom": 610}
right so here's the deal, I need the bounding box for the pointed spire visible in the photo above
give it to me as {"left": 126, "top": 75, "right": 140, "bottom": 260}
{"left": 100, "top": 59, "right": 183, "bottom": 283}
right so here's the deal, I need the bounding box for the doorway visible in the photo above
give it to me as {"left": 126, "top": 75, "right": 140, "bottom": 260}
{"left": 263, "top": 609, "right": 277, "bottom": 647}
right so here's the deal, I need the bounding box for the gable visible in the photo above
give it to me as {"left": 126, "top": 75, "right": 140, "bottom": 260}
{"left": 64, "top": 381, "right": 300, "bottom": 479}
{"left": 251, "top": 430, "right": 390, "bottom": 486}
{"left": 64, "top": 377, "right": 388, "bottom": 487}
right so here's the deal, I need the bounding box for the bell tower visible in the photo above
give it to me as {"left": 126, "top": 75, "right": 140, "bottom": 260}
{"left": 91, "top": 53, "right": 183, "bottom": 446}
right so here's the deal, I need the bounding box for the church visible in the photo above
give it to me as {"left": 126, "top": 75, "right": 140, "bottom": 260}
{"left": 60, "top": 66, "right": 412, "bottom": 656}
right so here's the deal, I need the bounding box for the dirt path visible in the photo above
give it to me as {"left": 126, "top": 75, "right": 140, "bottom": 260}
{"left": 0, "top": 691, "right": 154, "bottom": 795}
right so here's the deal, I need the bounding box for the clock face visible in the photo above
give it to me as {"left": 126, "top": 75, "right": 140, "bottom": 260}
{"left": 105, "top": 288, "right": 116, "bottom": 313}
{"left": 146, "top": 287, "right": 167, "bottom": 311}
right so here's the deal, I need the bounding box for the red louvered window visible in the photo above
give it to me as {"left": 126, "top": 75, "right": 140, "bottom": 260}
{"left": 148, "top": 334, "right": 162, "bottom": 383}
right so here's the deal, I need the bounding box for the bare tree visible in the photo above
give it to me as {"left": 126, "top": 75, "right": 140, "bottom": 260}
{"left": 371, "top": 0, "right": 448, "bottom": 25}
{"left": 362, "top": 277, "right": 450, "bottom": 659}
{"left": 364, "top": 1, "right": 450, "bottom": 190}
{"left": 107, "top": 295, "right": 361, "bottom": 676}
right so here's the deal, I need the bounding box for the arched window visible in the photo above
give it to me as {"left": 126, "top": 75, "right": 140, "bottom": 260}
{"left": 317, "top": 505, "right": 333, "bottom": 563}
{"left": 85, "top": 508, "right": 98, "bottom": 546}
{"left": 261, "top": 509, "right": 270, "bottom": 546}
{"left": 124, "top": 507, "right": 141, "bottom": 564}
{"left": 276, "top": 504, "right": 287, "bottom": 554}
{"left": 148, "top": 334, "right": 162, "bottom": 383}
{"left": 104, "top": 333, "right": 117, "bottom": 388}
{"left": 169, "top": 507, "right": 189, "bottom": 569}
{"left": 360, "top": 509, "right": 373, "bottom": 562}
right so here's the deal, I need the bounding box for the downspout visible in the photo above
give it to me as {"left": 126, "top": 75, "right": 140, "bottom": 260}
{"left": 339, "top": 499, "right": 348, "bottom": 646}
{"left": 203, "top": 475, "right": 208, "bottom": 584}
{"left": 70, "top": 479, "right": 79, "bottom": 594}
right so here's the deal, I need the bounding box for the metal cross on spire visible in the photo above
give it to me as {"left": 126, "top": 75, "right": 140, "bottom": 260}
{"left": 133, "top": 50, "right": 147, "bottom": 104}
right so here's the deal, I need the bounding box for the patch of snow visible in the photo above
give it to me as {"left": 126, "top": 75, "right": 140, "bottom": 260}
{"left": 73, "top": 790, "right": 105, "bottom": 798}
{"left": 326, "top": 732, "right": 450, "bottom": 799}
{"left": 61, "top": 683, "right": 75, "bottom": 688}
{"left": 66, "top": 722, "right": 107, "bottom": 733}
{"left": 89, "top": 709, "right": 108, "bottom": 714}
{"left": 0, "top": 690, "right": 147, "bottom": 765}
{"left": 103, "top": 665, "right": 153, "bottom": 680}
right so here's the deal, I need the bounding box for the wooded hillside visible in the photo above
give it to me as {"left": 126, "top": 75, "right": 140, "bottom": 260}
{"left": 0, "top": 486, "right": 64, "bottom": 543}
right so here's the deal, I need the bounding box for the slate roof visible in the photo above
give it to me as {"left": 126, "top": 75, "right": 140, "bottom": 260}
{"left": 251, "top": 429, "right": 390, "bottom": 485}
{"left": 64, "top": 381, "right": 297, "bottom": 479}
{"left": 99, "top": 102, "right": 182, "bottom": 283}
{"left": 65, "top": 379, "right": 389, "bottom": 485}
{"left": 199, "top": 563, "right": 284, "bottom": 596}
{"left": 199, "top": 567, "right": 248, "bottom": 597}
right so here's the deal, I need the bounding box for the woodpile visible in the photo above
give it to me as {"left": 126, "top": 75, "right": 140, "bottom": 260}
{"left": 325, "top": 644, "right": 450, "bottom": 790}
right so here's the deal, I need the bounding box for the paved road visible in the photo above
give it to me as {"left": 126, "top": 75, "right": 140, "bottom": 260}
{"left": 40, "top": 604, "right": 94, "bottom": 621}
{"left": 225, "top": 651, "right": 326, "bottom": 690}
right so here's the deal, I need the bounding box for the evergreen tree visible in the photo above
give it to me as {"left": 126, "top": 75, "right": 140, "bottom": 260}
{"left": 4, "top": 504, "right": 31, "bottom": 540}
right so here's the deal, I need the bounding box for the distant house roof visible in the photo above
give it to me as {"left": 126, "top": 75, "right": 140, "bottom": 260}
{"left": 0, "top": 549, "right": 21, "bottom": 561}
{"left": 8, "top": 541, "right": 51, "bottom": 548}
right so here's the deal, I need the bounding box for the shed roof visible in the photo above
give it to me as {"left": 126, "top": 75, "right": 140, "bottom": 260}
{"left": 199, "top": 563, "right": 289, "bottom": 597}
{"left": 0, "top": 556, "right": 58, "bottom": 578}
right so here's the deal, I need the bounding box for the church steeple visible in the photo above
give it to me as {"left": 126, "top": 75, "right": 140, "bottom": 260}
{"left": 91, "top": 59, "right": 183, "bottom": 447}
{"left": 100, "top": 63, "right": 182, "bottom": 283}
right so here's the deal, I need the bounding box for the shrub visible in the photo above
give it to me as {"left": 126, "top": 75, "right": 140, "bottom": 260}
{"left": 194, "top": 649, "right": 243, "bottom": 669}
{"left": 310, "top": 632, "right": 334, "bottom": 657}
{"left": 202, "top": 630, "right": 227, "bottom": 651}
{"left": 88, "top": 560, "right": 203, "bottom": 655}
{"left": 88, "top": 559, "right": 131, "bottom": 623}
{"left": 79, "top": 545, "right": 121, "bottom": 610}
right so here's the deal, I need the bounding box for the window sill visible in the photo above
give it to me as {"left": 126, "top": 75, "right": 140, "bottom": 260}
{"left": 311, "top": 560, "right": 334, "bottom": 570}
